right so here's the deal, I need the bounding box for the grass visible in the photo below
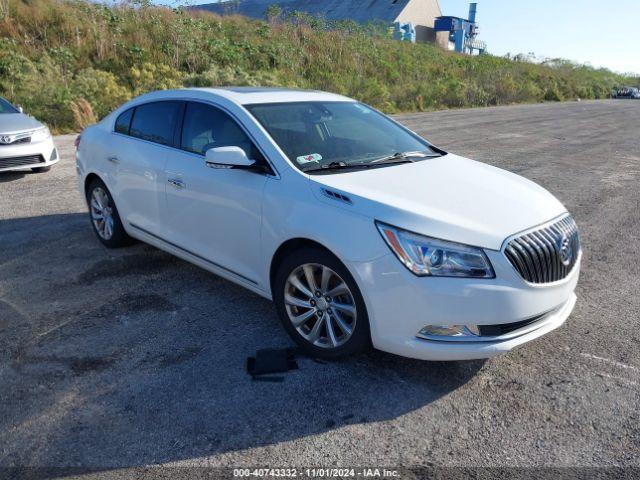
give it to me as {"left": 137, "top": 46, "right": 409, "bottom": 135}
{"left": 0, "top": 0, "right": 637, "bottom": 132}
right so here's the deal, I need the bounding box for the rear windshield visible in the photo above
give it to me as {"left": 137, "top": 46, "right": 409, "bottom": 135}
{"left": 246, "top": 101, "right": 436, "bottom": 172}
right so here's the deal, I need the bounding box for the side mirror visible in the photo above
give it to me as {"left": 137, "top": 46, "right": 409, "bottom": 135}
{"left": 205, "top": 146, "right": 256, "bottom": 169}
{"left": 17, "top": 106, "right": 24, "bottom": 113}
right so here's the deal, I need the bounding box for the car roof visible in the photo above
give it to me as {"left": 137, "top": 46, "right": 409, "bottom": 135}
{"left": 134, "top": 87, "right": 355, "bottom": 106}
{"left": 197, "top": 87, "right": 354, "bottom": 105}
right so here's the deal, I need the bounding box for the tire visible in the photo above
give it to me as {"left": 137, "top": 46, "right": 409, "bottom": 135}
{"left": 86, "top": 178, "right": 132, "bottom": 248}
{"left": 31, "top": 166, "right": 51, "bottom": 173}
{"left": 273, "top": 246, "right": 371, "bottom": 359}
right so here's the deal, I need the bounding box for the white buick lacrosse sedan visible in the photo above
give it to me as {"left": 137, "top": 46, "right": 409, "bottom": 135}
{"left": 76, "top": 88, "right": 581, "bottom": 361}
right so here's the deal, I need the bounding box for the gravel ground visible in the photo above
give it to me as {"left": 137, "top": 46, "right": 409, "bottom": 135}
{"left": 0, "top": 100, "right": 639, "bottom": 476}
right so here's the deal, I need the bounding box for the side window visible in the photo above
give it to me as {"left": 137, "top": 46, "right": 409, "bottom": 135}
{"left": 129, "top": 101, "right": 182, "bottom": 147}
{"left": 181, "top": 102, "right": 264, "bottom": 161}
{"left": 114, "top": 108, "right": 134, "bottom": 135}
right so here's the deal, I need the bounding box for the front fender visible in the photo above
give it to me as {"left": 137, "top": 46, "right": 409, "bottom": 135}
{"left": 259, "top": 171, "right": 388, "bottom": 294}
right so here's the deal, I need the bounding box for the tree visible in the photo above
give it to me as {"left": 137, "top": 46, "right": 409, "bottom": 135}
{"left": 265, "top": 4, "right": 282, "bottom": 23}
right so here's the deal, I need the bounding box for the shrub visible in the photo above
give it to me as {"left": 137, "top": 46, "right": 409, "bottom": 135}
{"left": 70, "top": 99, "right": 98, "bottom": 130}
{"left": 129, "top": 62, "right": 184, "bottom": 95}
{"left": 73, "top": 68, "right": 131, "bottom": 118}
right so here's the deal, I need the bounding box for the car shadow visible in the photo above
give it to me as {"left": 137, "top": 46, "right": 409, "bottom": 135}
{"left": 1, "top": 213, "right": 486, "bottom": 474}
{"left": 0, "top": 171, "right": 27, "bottom": 182}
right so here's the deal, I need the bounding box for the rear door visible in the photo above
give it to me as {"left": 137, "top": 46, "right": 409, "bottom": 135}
{"left": 162, "top": 101, "right": 270, "bottom": 285}
{"left": 113, "top": 101, "right": 184, "bottom": 236}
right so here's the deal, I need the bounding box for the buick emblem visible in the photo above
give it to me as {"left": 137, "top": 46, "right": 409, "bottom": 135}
{"left": 558, "top": 234, "right": 573, "bottom": 266}
{"left": 0, "top": 135, "right": 12, "bottom": 144}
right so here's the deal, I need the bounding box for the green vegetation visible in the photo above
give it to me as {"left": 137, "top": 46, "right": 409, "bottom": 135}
{"left": 1, "top": 0, "right": 637, "bottom": 132}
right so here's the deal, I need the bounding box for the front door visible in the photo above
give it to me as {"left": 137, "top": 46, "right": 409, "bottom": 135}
{"left": 163, "top": 101, "right": 270, "bottom": 286}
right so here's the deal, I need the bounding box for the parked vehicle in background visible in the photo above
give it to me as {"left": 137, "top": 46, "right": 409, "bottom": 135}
{"left": 0, "top": 97, "right": 59, "bottom": 173}
{"left": 613, "top": 87, "right": 640, "bottom": 99}
{"left": 76, "top": 88, "right": 581, "bottom": 361}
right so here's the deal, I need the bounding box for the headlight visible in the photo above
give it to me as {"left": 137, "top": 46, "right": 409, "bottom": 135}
{"left": 30, "top": 127, "right": 51, "bottom": 142}
{"left": 376, "top": 222, "right": 495, "bottom": 278}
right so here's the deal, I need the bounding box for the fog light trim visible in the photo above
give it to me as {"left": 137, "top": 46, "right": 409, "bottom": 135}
{"left": 418, "top": 324, "right": 481, "bottom": 340}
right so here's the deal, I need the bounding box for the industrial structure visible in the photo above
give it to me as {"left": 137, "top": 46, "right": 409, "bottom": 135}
{"left": 193, "top": 0, "right": 486, "bottom": 53}
{"left": 435, "top": 3, "right": 486, "bottom": 54}
{"left": 195, "top": 0, "right": 443, "bottom": 43}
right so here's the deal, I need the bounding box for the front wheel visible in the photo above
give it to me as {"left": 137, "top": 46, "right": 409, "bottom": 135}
{"left": 273, "top": 247, "right": 371, "bottom": 359}
{"left": 86, "top": 178, "right": 132, "bottom": 248}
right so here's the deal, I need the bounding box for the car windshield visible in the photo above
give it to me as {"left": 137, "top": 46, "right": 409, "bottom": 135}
{"left": 246, "top": 101, "right": 442, "bottom": 172}
{"left": 0, "top": 97, "right": 19, "bottom": 114}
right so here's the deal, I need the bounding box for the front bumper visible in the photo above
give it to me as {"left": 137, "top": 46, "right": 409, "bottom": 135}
{"left": 347, "top": 249, "right": 580, "bottom": 361}
{"left": 0, "top": 136, "right": 59, "bottom": 173}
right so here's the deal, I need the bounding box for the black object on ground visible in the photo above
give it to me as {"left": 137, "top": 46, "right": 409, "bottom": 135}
{"left": 247, "top": 348, "right": 298, "bottom": 382}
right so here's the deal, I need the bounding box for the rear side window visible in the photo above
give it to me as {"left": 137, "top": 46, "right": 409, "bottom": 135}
{"left": 181, "top": 102, "right": 264, "bottom": 161}
{"left": 114, "top": 108, "right": 133, "bottom": 135}
{"left": 129, "top": 101, "right": 182, "bottom": 147}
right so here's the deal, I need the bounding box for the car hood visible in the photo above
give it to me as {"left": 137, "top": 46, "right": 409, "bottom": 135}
{"left": 310, "top": 154, "right": 567, "bottom": 250}
{"left": 0, "top": 113, "right": 43, "bottom": 134}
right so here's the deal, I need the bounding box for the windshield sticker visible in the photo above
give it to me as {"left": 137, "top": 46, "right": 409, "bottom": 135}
{"left": 296, "top": 153, "right": 323, "bottom": 165}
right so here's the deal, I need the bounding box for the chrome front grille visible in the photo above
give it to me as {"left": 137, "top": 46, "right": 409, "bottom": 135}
{"left": 504, "top": 215, "right": 580, "bottom": 284}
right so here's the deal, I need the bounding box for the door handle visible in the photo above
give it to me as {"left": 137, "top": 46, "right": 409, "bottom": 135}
{"left": 168, "top": 178, "right": 185, "bottom": 189}
{"left": 107, "top": 156, "right": 120, "bottom": 164}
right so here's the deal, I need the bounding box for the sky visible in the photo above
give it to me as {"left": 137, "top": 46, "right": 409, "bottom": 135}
{"left": 440, "top": 0, "right": 640, "bottom": 75}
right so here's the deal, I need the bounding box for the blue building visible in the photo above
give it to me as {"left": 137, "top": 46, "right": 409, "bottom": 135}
{"left": 434, "top": 3, "right": 486, "bottom": 54}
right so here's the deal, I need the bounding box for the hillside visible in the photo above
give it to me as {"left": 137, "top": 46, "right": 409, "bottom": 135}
{"left": 1, "top": 0, "right": 637, "bottom": 132}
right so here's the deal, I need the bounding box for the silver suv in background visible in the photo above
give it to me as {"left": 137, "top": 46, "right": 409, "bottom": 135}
{"left": 0, "top": 97, "right": 59, "bottom": 173}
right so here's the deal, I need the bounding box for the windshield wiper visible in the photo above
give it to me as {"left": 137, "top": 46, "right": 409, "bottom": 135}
{"left": 304, "top": 151, "right": 441, "bottom": 173}
{"left": 304, "top": 161, "right": 374, "bottom": 173}
{"left": 371, "top": 151, "right": 440, "bottom": 164}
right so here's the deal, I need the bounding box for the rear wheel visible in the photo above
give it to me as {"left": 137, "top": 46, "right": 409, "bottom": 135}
{"left": 273, "top": 247, "right": 371, "bottom": 359}
{"left": 86, "top": 178, "right": 132, "bottom": 248}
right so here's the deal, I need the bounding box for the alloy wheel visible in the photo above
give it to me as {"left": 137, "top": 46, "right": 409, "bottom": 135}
{"left": 284, "top": 263, "right": 357, "bottom": 349}
{"left": 90, "top": 187, "right": 114, "bottom": 240}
